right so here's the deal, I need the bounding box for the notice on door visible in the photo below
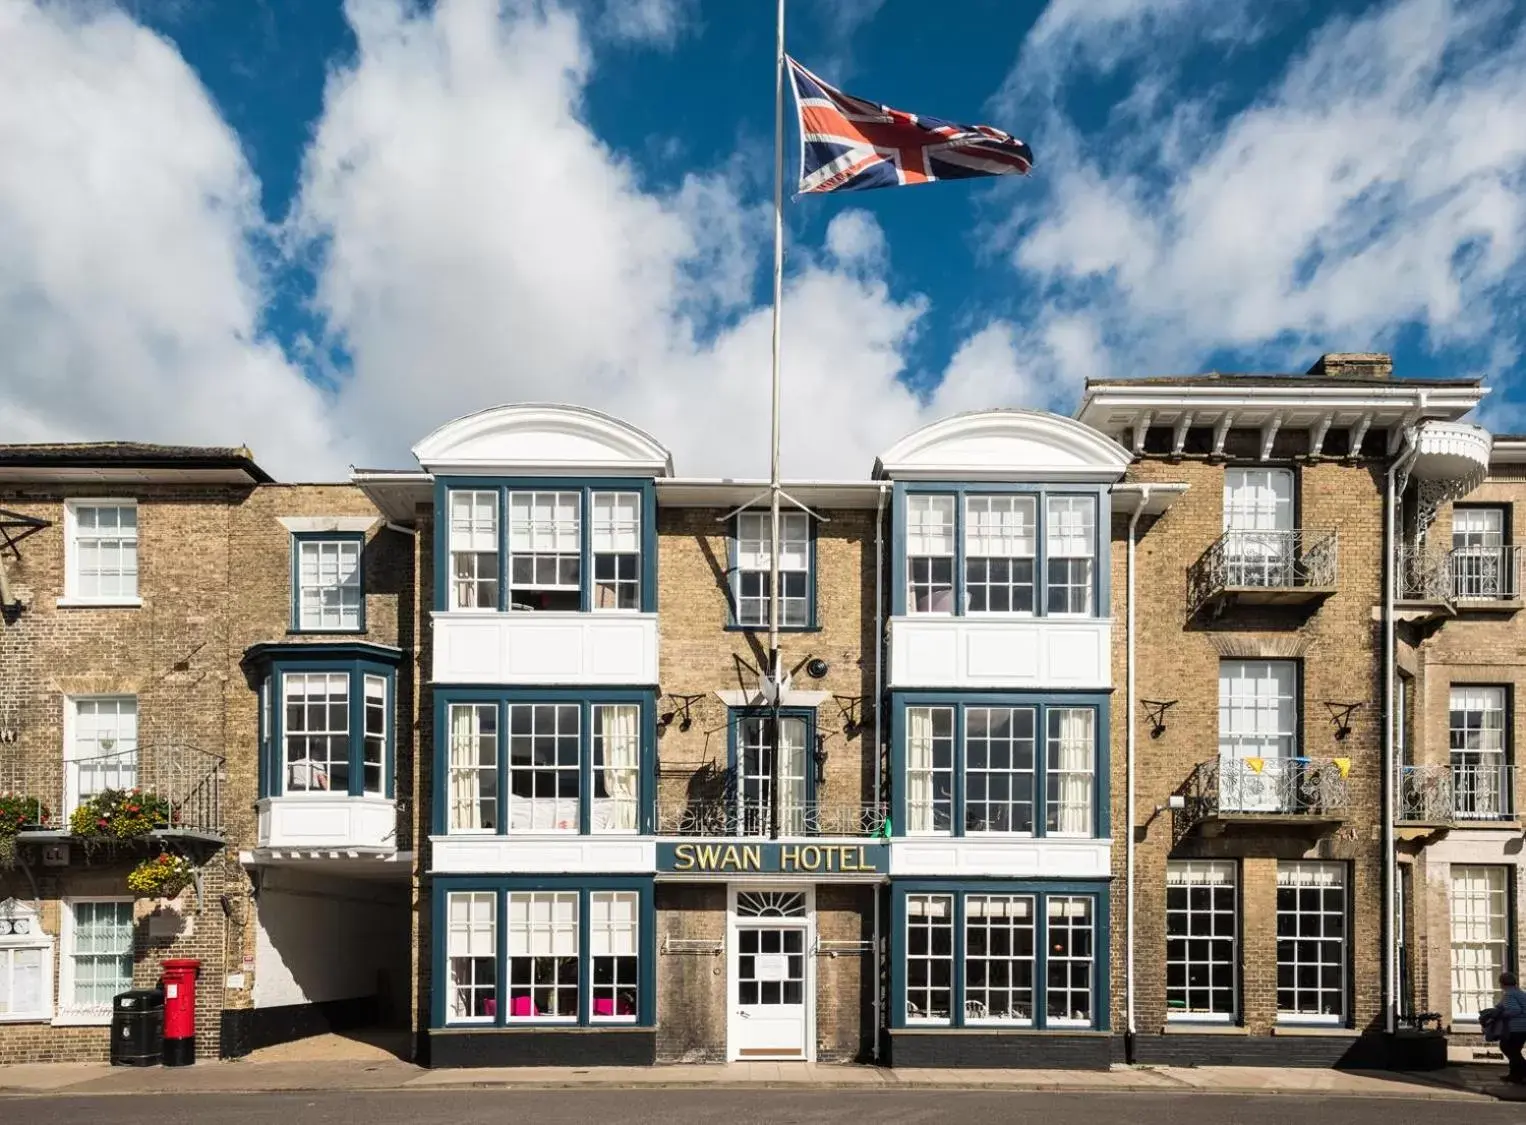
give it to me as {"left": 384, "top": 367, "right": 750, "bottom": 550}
{"left": 753, "top": 954, "right": 789, "bottom": 982}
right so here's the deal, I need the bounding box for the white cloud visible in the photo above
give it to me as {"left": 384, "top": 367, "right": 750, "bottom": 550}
{"left": 993, "top": 0, "right": 1526, "bottom": 389}
{"left": 291, "top": 0, "right": 1014, "bottom": 478}
{"left": 597, "top": 0, "right": 694, "bottom": 48}
{"left": 0, "top": 1, "right": 341, "bottom": 477}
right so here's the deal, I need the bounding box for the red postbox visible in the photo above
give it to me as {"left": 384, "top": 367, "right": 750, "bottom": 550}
{"left": 161, "top": 958, "right": 200, "bottom": 1067}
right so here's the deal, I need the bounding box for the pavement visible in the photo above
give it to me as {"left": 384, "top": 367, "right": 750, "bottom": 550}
{"left": 0, "top": 1045, "right": 1521, "bottom": 1102}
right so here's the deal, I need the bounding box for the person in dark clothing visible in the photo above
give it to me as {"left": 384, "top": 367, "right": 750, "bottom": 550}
{"left": 1495, "top": 971, "right": 1526, "bottom": 1084}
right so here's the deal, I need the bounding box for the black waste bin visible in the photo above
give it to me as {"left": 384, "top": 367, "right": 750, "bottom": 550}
{"left": 110, "top": 989, "right": 164, "bottom": 1067}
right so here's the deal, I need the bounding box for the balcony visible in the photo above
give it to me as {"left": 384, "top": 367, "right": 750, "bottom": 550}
{"left": 656, "top": 798, "right": 888, "bottom": 838}
{"left": 1179, "top": 756, "right": 1350, "bottom": 835}
{"left": 1399, "top": 763, "right": 1516, "bottom": 827}
{"left": 0, "top": 744, "right": 224, "bottom": 851}
{"left": 1188, "top": 530, "right": 1339, "bottom": 618}
{"left": 1397, "top": 546, "right": 1525, "bottom": 620}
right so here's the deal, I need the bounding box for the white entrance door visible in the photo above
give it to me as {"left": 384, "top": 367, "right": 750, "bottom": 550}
{"left": 729, "top": 889, "right": 812, "bottom": 1061}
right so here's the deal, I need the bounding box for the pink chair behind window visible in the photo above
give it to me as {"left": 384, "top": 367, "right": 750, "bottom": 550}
{"left": 483, "top": 998, "right": 497, "bottom": 1017}
{"left": 592, "top": 998, "right": 616, "bottom": 1017}
{"left": 509, "top": 995, "right": 538, "bottom": 1017}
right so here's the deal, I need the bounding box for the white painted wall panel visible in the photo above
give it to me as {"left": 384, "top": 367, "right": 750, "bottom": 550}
{"left": 432, "top": 612, "right": 659, "bottom": 685}
{"left": 430, "top": 835, "right": 657, "bottom": 874}
{"left": 257, "top": 797, "right": 398, "bottom": 851}
{"left": 888, "top": 617, "right": 1112, "bottom": 690}
{"left": 889, "top": 837, "right": 1112, "bottom": 878}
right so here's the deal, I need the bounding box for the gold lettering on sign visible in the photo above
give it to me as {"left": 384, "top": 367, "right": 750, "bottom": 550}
{"left": 674, "top": 843, "right": 696, "bottom": 870}
{"left": 669, "top": 842, "right": 879, "bottom": 872}
{"left": 742, "top": 845, "right": 761, "bottom": 870}
{"left": 780, "top": 845, "right": 801, "bottom": 870}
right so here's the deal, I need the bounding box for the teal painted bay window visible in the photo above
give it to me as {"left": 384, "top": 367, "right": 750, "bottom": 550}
{"left": 247, "top": 642, "right": 401, "bottom": 800}
{"left": 890, "top": 693, "right": 1109, "bottom": 838}
{"left": 435, "top": 477, "right": 657, "bottom": 613}
{"left": 434, "top": 877, "right": 655, "bottom": 1028}
{"left": 892, "top": 482, "right": 1110, "bottom": 618}
{"left": 434, "top": 688, "right": 656, "bottom": 836}
{"left": 891, "top": 881, "right": 1110, "bottom": 1031}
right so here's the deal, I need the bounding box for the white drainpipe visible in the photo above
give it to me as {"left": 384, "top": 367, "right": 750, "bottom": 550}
{"left": 1384, "top": 425, "right": 1419, "bottom": 1036}
{"left": 1126, "top": 485, "right": 1150, "bottom": 1052}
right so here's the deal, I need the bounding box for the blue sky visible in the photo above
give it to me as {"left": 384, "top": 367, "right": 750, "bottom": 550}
{"left": 3, "top": 0, "right": 1525, "bottom": 479}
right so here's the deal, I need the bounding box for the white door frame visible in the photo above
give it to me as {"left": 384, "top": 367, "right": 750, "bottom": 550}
{"left": 725, "top": 883, "right": 816, "bottom": 1062}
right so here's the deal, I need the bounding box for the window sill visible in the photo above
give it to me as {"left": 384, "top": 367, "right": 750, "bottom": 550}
{"left": 434, "top": 1024, "right": 653, "bottom": 1034}
{"left": 1270, "top": 1024, "right": 1353, "bottom": 1037}
{"left": 56, "top": 597, "right": 142, "bottom": 609}
{"left": 52, "top": 1011, "right": 113, "bottom": 1027}
{"left": 286, "top": 628, "right": 366, "bottom": 637}
{"left": 894, "top": 1026, "right": 1108, "bottom": 1036}
{"left": 1163, "top": 1021, "right": 1246, "bottom": 1035}
{"left": 724, "top": 623, "right": 821, "bottom": 634}
{"left": 0, "top": 1013, "right": 51, "bottom": 1025}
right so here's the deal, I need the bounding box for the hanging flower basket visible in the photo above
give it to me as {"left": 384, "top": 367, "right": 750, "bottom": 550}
{"left": 126, "top": 853, "right": 195, "bottom": 899}
{"left": 0, "top": 793, "right": 50, "bottom": 868}
{"left": 69, "top": 788, "right": 172, "bottom": 839}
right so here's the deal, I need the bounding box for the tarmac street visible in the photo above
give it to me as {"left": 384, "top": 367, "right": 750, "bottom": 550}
{"left": 5, "top": 1090, "right": 1525, "bottom": 1125}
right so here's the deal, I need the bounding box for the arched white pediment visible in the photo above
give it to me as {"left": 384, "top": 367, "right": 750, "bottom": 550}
{"left": 412, "top": 403, "right": 674, "bottom": 477}
{"left": 875, "top": 410, "right": 1132, "bottom": 482}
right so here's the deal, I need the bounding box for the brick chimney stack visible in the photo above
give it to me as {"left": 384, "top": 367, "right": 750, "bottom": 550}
{"left": 1306, "top": 352, "right": 1393, "bottom": 379}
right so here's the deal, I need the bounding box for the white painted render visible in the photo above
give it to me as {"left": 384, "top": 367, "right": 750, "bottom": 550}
{"left": 887, "top": 616, "right": 1113, "bottom": 691}
{"left": 431, "top": 611, "right": 659, "bottom": 685}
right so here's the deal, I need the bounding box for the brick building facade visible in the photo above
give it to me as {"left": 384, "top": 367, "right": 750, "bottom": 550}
{"left": 0, "top": 354, "right": 1515, "bottom": 1070}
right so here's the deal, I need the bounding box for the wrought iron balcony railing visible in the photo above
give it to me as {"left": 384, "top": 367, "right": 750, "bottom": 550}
{"left": 0, "top": 745, "right": 225, "bottom": 838}
{"left": 1398, "top": 545, "right": 1526, "bottom": 605}
{"left": 1181, "top": 755, "right": 1351, "bottom": 823}
{"left": 1399, "top": 762, "right": 1515, "bottom": 823}
{"left": 657, "top": 799, "right": 888, "bottom": 838}
{"left": 1188, "top": 529, "right": 1339, "bottom": 616}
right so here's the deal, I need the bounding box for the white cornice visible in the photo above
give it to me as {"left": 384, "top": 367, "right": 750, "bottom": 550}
{"left": 876, "top": 409, "right": 1131, "bottom": 482}
{"left": 411, "top": 403, "right": 675, "bottom": 477}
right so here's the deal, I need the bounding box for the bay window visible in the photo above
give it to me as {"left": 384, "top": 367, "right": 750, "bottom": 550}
{"left": 896, "top": 887, "right": 1104, "bottom": 1031}
{"left": 438, "top": 692, "right": 651, "bottom": 836}
{"left": 898, "top": 697, "right": 1104, "bottom": 839}
{"left": 441, "top": 482, "right": 654, "bottom": 612}
{"left": 437, "top": 883, "right": 649, "bottom": 1028}
{"left": 245, "top": 644, "right": 400, "bottom": 801}
{"left": 900, "top": 487, "right": 1104, "bottom": 617}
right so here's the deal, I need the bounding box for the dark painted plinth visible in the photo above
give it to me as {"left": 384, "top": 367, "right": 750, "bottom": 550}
{"left": 426, "top": 1027, "right": 658, "bottom": 1068}
{"left": 884, "top": 1031, "right": 1114, "bottom": 1069}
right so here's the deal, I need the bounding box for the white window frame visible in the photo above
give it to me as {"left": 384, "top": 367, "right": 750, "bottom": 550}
{"left": 905, "top": 705, "right": 954, "bottom": 836}
{"left": 589, "top": 890, "right": 640, "bottom": 1023}
{"left": 507, "top": 490, "right": 582, "bottom": 609}
{"left": 0, "top": 899, "right": 52, "bottom": 1024}
{"left": 64, "top": 695, "right": 139, "bottom": 818}
{"left": 506, "top": 703, "right": 581, "bottom": 833}
{"left": 505, "top": 891, "right": 580, "bottom": 1022}
{"left": 1045, "top": 707, "right": 1096, "bottom": 837}
{"left": 1275, "top": 862, "right": 1346, "bottom": 1025}
{"left": 1450, "top": 865, "right": 1511, "bottom": 1021}
{"left": 1044, "top": 495, "right": 1096, "bottom": 616}
{"left": 362, "top": 674, "right": 387, "bottom": 797}
{"left": 904, "top": 893, "right": 954, "bottom": 1025}
{"left": 963, "top": 894, "right": 1035, "bottom": 1026}
{"left": 1166, "top": 860, "right": 1238, "bottom": 1022}
{"left": 282, "top": 672, "right": 351, "bottom": 795}
{"left": 1045, "top": 895, "right": 1095, "bottom": 1028}
{"left": 962, "top": 495, "right": 1036, "bottom": 616}
{"left": 446, "top": 891, "right": 497, "bottom": 1024}
{"left": 906, "top": 494, "right": 956, "bottom": 615}
{"left": 963, "top": 706, "right": 1036, "bottom": 836}
{"left": 294, "top": 537, "right": 363, "bottom": 631}
{"left": 60, "top": 499, "right": 140, "bottom": 607}
{"left": 591, "top": 492, "right": 642, "bottom": 612}
{"left": 734, "top": 510, "right": 810, "bottom": 628}
{"left": 1449, "top": 685, "right": 1509, "bottom": 820}
{"left": 55, "top": 897, "right": 133, "bottom": 1026}
{"left": 447, "top": 489, "right": 500, "bottom": 611}
{"left": 447, "top": 702, "right": 499, "bottom": 834}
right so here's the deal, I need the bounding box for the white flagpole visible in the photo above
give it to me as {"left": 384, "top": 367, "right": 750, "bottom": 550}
{"left": 767, "top": 0, "right": 786, "bottom": 841}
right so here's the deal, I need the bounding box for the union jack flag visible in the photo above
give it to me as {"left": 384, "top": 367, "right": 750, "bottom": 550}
{"left": 787, "top": 57, "right": 1034, "bottom": 195}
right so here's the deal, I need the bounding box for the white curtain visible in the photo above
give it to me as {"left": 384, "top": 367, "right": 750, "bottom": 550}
{"left": 1054, "top": 709, "right": 1094, "bottom": 835}
{"left": 779, "top": 719, "right": 807, "bottom": 834}
{"left": 449, "top": 706, "right": 481, "bottom": 831}
{"left": 599, "top": 705, "right": 639, "bottom": 832}
{"left": 907, "top": 708, "right": 934, "bottom": 833}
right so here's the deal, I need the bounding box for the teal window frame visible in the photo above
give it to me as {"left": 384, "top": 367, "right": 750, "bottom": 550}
{"left": 432, "top": 876, "right": 656, "bottom": 1029}
{"left": 433, "top": 687, "right": 657, "bottom": 837}
{"left": 890, "top": 881, "right": 1111, "bottom": 1031}
{"left": 288, "top": 531, "right": 366, "bottom": 634}
{"left": 891, "top": 482, "right": 1110, "bottom": 618}
{"left": 726, "top": 509, "right": 818, "bottom": 632}
{"left": 889, "top": 692, "right": 1110, "bottom": 839}
{"left": 245, "top": 642, "right": 401, "bottom": 800}
{"left": 434, "top": 477, "right": 658, "bottom": 614}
